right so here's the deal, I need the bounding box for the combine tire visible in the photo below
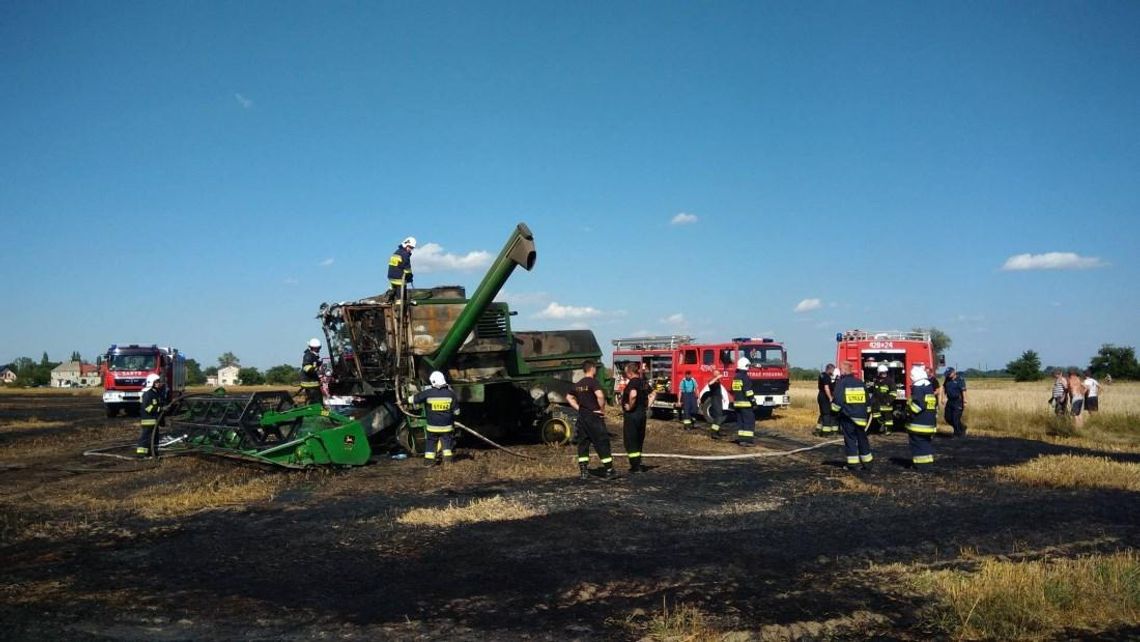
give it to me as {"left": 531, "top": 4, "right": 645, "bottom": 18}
{"left": 396, "top": 421, "right": 423, "bottom": 455}
{"left": 539, "top": 416, "right": 572, "bottom": 445}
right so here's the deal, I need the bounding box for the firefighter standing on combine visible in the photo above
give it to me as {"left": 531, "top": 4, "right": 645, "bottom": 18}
{"left": 300, "top": 338, "right": 323, "bottom": 405}
{"left": 906, "top": 364, "right": 938, "bottom": 472}
{"left": 136, "top": 373, "right": 165, "bottom": 457}
{"left": 385, "top": 236, "right": 416, "bottom": 304}
{"left": 871, "top": 364, "right": 896, "bottom": 434}
{"left": 412, "top": 371, "right": 460, "bottom": 466}
{"left": 831, "top": 361, "right": 872, "bottom": 471}
{"left": 679, "top": 372, "right": 698, "bottom": 430}
{"left": 569, "top": 360, "right": 616, "bottom": 480}
{"left": 732, "top": 357, "right": 756, "bottom": 447}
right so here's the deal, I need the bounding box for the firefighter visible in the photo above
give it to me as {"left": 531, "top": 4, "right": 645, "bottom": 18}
{"left": 906, "top": 364, "right": 938, "bottom": 472}
{"left": 707, "top": 378, "right": 725, "bottom": 440}
{"left": 872, "top": 364, "right": 896, "bottom": 434}
{"left": 620, "top": 363, "right": 653, "bottom": 473}
{"left": 830, "top": 361, "right": 872, "bottom": 471}
{"left": 863, "top": 361, "right": 881, "bottom": 431}
{"left": 385, "top": 236, "right": 416, "bottom": 304}
{"left": 732, "top": 357, "right": 756, "bottom": 447}
{"left": 136, "top": 373, "right": 165, "bottom": 457}
{"left": 815, "top": 363, "right": 837, "bottom": 436}
{"left": 412, "top": 371, "right": 460, "bottom": 466}
{"left": 568, "top": 360, "right": 615, "bottom": 480}
{"left": 679, "top": 372, "right": 698, "bottom": 429}
{"left": 943, "top": 367, "right": 968, "bottom": 438}
{"left": 300, "top": 338, "right": 323, "bottom": 405}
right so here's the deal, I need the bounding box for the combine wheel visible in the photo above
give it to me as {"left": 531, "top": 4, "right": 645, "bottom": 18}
{"left": 539, "top": 416, "right": 572, "bottom": 446}
{"left": 396, "top": 421, "right": 423, "bottom": 455}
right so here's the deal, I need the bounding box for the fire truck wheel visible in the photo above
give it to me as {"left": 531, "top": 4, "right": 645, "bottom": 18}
{"left": 698, "top": 397, "right": 713, "bottom": 422}
{"left": 540, "top": 416, "right": 572, "bottom": 445}
{"left": 756, "top": 406, "right": 774, "bottom": 420}
{"left": 125, "top": 406, "right": 140, "bottom": 418}
{"left": 105, "top": 405, "right": 118, "bottom": 418}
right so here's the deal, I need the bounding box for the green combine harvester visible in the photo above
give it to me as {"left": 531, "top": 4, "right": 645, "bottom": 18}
{"left": 150, "top": 222, "right": 608, "bottom": 468}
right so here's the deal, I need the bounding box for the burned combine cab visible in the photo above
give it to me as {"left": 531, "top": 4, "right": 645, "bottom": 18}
{"left": 318, "top": 223, "right": 607, "bottom": 450}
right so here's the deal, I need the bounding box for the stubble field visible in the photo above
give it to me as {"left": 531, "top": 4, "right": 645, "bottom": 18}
{"left": 1, "top": 380, "right": 1138, "bottom": 641}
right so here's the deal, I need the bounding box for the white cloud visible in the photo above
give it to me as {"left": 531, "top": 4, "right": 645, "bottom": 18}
{"left": 1001, "top": 252, "right": 1105, "bottom": 271}
{"left": 415, "top": 243, "right": 492, "bottom": 273}
{"left": 794, "top": 298, "right": 823, "bottom": 313}
{"left": 319, "top": 257, "right": 334, "bottom": 267}
{"left": 533, "top": 302, "right": 603, "bottom": 320}
{"left": 661, "top": 313, "right": 686, "bottom": 325}
{"left": 498, "top": 291, "right": 550, "bottom": 306}
{"left": 234, "top": 93, "right": 253, "bottom": 109}
{"left": 670, "top": 212, "right": 699, "bottom": 225}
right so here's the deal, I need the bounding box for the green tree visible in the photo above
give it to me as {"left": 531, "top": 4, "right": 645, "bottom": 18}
{"left": 204, "top": 366, "right": 219, "bottom": 377}
{"left": 40, "top": 352, "right": 50, "bottom": 367}
{"left": 237, "top": 367, "right": 264, "bottom": 385}
{"left": 70, "top": 351, "right": 82, "bottom": 362}
{"left": 1089, "top": 344, "right": 1139, "bottom": 380}
{"left": 265, "top": 364, "right": 301, "bottom": 385}
{"left": 1006, "top": 350, "right": 1044, "bottom": 382}
{"left": 185, "top": 359, "right": 206, "bottom": 385}
{"left": 913, "top": 327, "right": 952, "bottom": 357}
{"left": 218, "top": 352, "right": 240, "bottom": 368}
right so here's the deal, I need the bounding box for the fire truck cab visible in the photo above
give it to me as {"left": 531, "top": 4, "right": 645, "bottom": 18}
{"left": 612, "top": 335, "right": 790, "bottom": 421}
{"left": 834, "top": 330, "right": 943, "bottom": 397}
{"left": 100, "top": 344, "right": 187, "bottom": 417}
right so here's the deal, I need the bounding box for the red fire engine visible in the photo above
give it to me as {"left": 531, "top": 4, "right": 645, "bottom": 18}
{"left": 834, "top": 329, "right": 944, "bottom": 395}
{"left": 100, "top": 344, "right": 187, "bottom": 417}
{"left": 611, "top": 335, "right": 790, "bottom": 420}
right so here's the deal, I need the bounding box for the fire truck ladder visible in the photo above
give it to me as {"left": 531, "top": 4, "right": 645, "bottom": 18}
{"left": 611, "top": 335, "right": 694, "bottom": 350}
{"left": 839, "top": 330, "right": 931, "bottom": 342}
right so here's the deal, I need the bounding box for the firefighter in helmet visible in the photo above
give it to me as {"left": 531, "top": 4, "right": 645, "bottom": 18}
{"left": 300, "top": 338, "right": 323, "bottom": 405}
{"left": 732, "top": 357, "right": 756, "bottom": 447}
{"left": 862, "top": 361, "right": 882, "bottom": 430}
{"left": 136, "top": 373, "right": 165, "bottom": 457}
{"left": 830, "top": 361, "right": 873, "bottom": 471}
{"left": 385, "top": 236, "right": 416, "bottom": 304}
{"left": 906, "top": 364, "right": 938, "bottom": 472}
{"left": 411, "top": 371, "right": 460, "bottom": 466}
{"left": 872, "top": 364, "right": 896, "bottom": 434}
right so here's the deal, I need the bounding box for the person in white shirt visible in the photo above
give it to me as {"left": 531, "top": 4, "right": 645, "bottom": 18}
{"left": 1083, "top": 370, "right": 1100, "bottom": 413}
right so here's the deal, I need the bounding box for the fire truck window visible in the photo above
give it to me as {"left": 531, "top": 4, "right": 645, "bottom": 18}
{"left": 720, "top": 350, "right": 734, "bottom": 365}
{"left": 702, "top": 351, "right": 714, "bottom": 366}
{"left": 682, "top": 350, "right": 697, "bottom": 365}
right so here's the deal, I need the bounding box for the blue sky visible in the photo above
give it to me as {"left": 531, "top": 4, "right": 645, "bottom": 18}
{"left": 2, "top": 1, "right": 1137, "bottom": 372}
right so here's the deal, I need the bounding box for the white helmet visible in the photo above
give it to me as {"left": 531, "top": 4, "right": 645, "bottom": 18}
{"left": 429, "top": 371, "right": 446, "bottom": 388}
{"left": 910, "top": 365, "right": 928, "bottom": 384}
{"left": 877, "top": 364, "right": 888, "bottom": 374}
{"left": 737, "top": 357, "right": 751, "bottom": 369}
{"left": 145, "top": 373, "right": 161, "bottom": 386}
{"left": 402, "top": 236, "right": 417, "bottom": 249}
{"left": 308, "top": 338, "right": 321, "bottom": 349}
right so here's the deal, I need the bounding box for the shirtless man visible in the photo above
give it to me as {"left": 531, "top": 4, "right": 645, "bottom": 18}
{"left": 1067, "top": 368, "right": 1087, "bottom": 428}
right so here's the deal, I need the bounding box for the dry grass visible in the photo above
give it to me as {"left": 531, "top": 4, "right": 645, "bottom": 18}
{"left": 396, "top": 494, "right": 545, "bottom": 527}
{"left": 996, "top": 454, "right": 1140, "bottom": 492}
{"left": 644, "top": 600, "right": 722, "bottom": 642}
{"left": 0, "top": 418, "right": 69, "bottom": 432}
{"left": 699, "top": 498, "right": 783, "bottom": 517}
{"left": 912, "top": 551, "right": 1140, "bottom": 640}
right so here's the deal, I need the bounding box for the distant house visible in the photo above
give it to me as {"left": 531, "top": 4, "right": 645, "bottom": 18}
{"left": 0, "top": 367, "right": 17, "bottom": 384}
{"left": 206, "top": 365, "right": 241, "bottom": 387}
{"left": 50, "top": 361, "right": 101, "bottom": 388}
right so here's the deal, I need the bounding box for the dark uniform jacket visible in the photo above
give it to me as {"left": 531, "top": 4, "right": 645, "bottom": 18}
{"left": 301, "top": 349, "right": 321, "bottom": 386}
{"left": 387, "top": 246, "right": 413, "bottom": 285}
{"left": 831, "top": 374, "right": 870, "bottom": 426}
{"left": 907, "top": 381, "right": 938, "bottom": 433}
{"left": 731, "top": 370, "right": 754, "bottom": 409}
{"left": 873, "top": 375, "right": 895, "bottom": 410}
{"left": 141, "top": 386, "right": 163, "bottom": 427}
{"left": 944, "top": 377, "right": 966, "bottom": 407}
{"left": 571, "top": 376, "right": 603, "bottom": 413}
{"left": 621, "top": 377, "right": 649, "bottom": 414}
{"left": 817, "top": 372, "right": 831, "bottom": 398}
{"left": 413, "top": 387, "right": 459, "bottom": 431}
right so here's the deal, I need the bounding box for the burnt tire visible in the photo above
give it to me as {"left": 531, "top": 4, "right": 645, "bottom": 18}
{"left": 540, "top": 416, "right": 572, "bottom": 446}
{"left": 396, "top": 421, "right": 423, "bottom": 455}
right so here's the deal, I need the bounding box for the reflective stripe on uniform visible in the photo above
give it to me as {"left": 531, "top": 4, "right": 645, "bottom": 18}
{"left": 860, "top": 453, "right": 873, "bottom": 463}
{"left": 424, "top": 452, "right": 436, "bottom": 459}
{"left": 733, "top": 401, "right": 751, "bottom": 408}
{"left": 710, "top": 424, "right": 720, "bottom": 432}
{"left": 830, "top": 403, "right": 841, "bottom": 412}
{"left": 909, "top": 401, "right": 921, "bottom": 414}
{"left": 847, "top": 455, "right": 860, "bottom": 464}
{"left": 140, "top": 419, "right": 157, "bottom": 427}
{"left": 300, "top": 381, "right": 320, "bottom": 388}
{"left": 627, "top": 452, "right": 641, "bottom": 458}
{"left": 852, "top": 418, "right": 868, "bottom": 427}
{"left": 426, "top": 425, "right": 453, "bottom": 433}
{"left": 390, "top": 279, "right": 404, "bottom": 286}
{"left": 442, "top": 450, "right": 453, "bottom": 457}
{"left": 737, "top": 430, "right": 754, "bottom": 437}
{"left": 745, "top": 390, "right": 754, "bottom": 397}
{"left": 577, "top": 456, "right": 590, "bottom": 463}
{"left": 913, "top": 454, "right": 934, "bottom": 464}
{"left": 600, "top": 457, "right": 613, "bottom": 464}
{"left": 907, "top": 424, "right": 937, "bottom": 434}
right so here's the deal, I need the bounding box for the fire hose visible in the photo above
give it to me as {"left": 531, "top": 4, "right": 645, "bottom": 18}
{"left": 609, "top": 438, "right": 842, "bottom": 460}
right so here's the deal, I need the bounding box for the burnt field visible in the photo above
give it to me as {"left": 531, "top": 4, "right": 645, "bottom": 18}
{"left": 2, "top": 391, "right": 1139, "bottom": 641}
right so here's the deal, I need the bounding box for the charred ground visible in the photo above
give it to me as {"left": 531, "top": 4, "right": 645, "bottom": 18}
{"left": 2, "top": 393, "right": 1138, "bottom": 641}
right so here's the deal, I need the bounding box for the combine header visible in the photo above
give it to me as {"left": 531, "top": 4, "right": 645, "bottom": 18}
{"left": 159, "top": 391, "right": 371, "bottom": 468}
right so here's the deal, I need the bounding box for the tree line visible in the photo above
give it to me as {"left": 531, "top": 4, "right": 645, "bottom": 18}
{"left": 1005, "top": 344, "right": 1139, "bottom": 382}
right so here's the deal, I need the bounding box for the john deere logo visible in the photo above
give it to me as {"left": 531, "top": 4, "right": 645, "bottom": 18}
{"left": 343, "top": 435, "right": 356, "bottom": 449}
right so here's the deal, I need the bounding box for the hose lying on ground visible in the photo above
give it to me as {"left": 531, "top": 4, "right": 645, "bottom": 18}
{"left": 454, "top": 420, "right": 537, "bottom": 460}
{"left": 608, "top": 438, "right": 843, "bottom": 461}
